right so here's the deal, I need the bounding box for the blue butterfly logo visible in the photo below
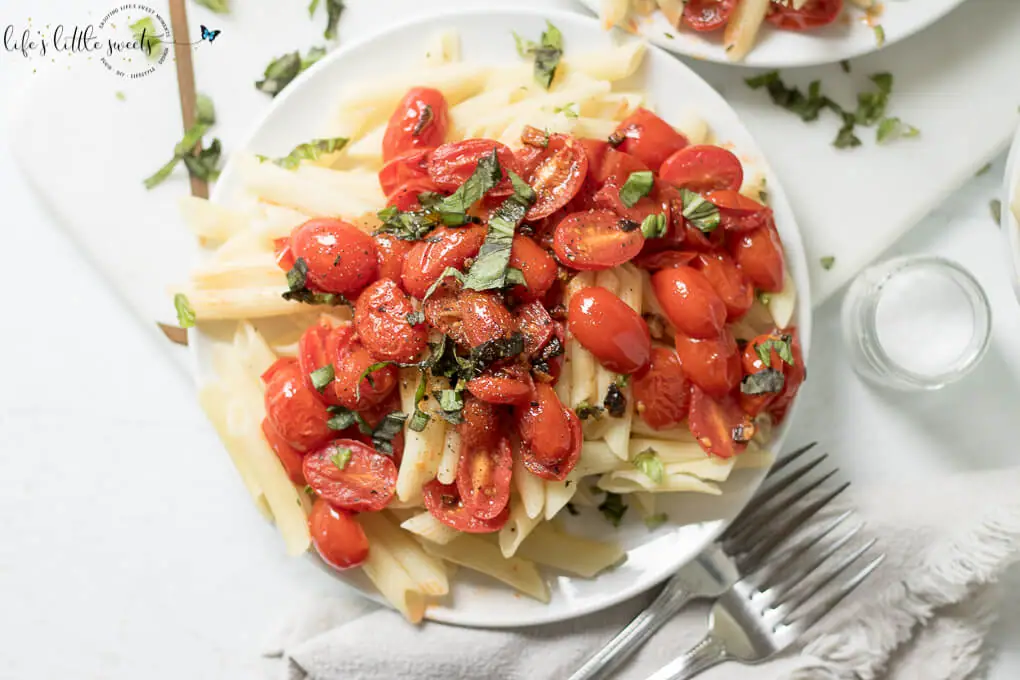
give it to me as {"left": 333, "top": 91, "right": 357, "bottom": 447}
{"left": 201, "top": 25, "right": 221, "bottom": 42}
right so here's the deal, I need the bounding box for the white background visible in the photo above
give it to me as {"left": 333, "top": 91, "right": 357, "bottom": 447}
{"left": 1, "top": 0, "right": 1019, "bottom": 678}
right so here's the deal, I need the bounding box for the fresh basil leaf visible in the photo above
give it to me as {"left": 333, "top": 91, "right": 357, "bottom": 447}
{"left": 574, "top": 401, "right": 604, "bottom": 421}
{"left": 310, "top": 364, "right": 335, "bottom": 392}
{"left": 840, "top": 60, "right": 851, "bottom": 73}
{"left": 633, "top": 448, "right": 664, "bottom": 484}
{"left": 286, "top": 257, "right": 309, "bottom": 292}
{"left": 462, "top": 170, "right": 535, "bottom": 291}
{"left": 512, "top": 31, "right": 538, "bottom": 57}
{"left": 181, "top": 137, "right": 222, "bottom": 182}
{"left": 991, "top": 199, "right": 1003, "bottom": 224}
{"left": 326, "top": 406, "right": 357, "bottom": 431}
{"left": 820, "top": 255, "right": 836, "bottom": 270}
{"left": 301, "top": 46, "right": 327, "bottom": 71}
{"left": 468, "top": 332, "right": 525, "bottom": 376}
{"left": 371, "top": 411, "right": 406, "bottom": 455}
{"left": 195, "top": 0, "right": 230, "bottom": 13}
{"left": 412, "top": 105, "right": 434, "bottom": 136}
{"left": 330, "top": 447, "right": 352, "bottom": 470}
{"left": 438, "top": 388, "right": 464, "bottom": 413}
{"left": 756, "top": 290, "right": 772, "bottom": 306}
{"left": 406, "top": 311, "right": 425, "bottom": 326}
{"left": 833, "top": 115, "right": 863, "bottom": 149}
{"left": 409, "top": 373, "right": 431, "bottom": 432}
{"left": 554, "top": 103, "right": 579, "bottom": 119}
{"left": 976, "top": 163, "right": 993, "bottom": 177}
{"left": 754, "top": 336, "right": 794, "bottom": 368}
{"left": 680, "top": 189, "right": 720, "bottom": 233}
{"left": 640, "top": 213, "right": 668, "bottom": 239}
{"left": 375, "top": 205, "right": 442, "bottom": 241}
{"left": 876, "top": 117, "right": 919, "bottom": 144}
{"left": 308, "top": 0, "right": 320, "bottom": 16}
{"left": 437, "top": 148, "right": 503, "bottom": 214}
{"left": 282, "top": 257, "right": 351, "bottom": 306}
{"left": 504, "top": 267, "right": 527, "bottom": 287}
{"left": 598, "top": 492, "right": 628, "bottom": 527}
{"left": 741, "top": 368, "right": 785, "bottom": 395}
{"left": 174, "top": 293, "right": 196, "bottom": 328}
{"left": 514, "top": 21, "right": 563, "bottom": 89}
{"left": 356, "top": 362, "right": 393, "bottom": 401}
{"left": 604, "top": 383, "right": 627, "bottom": 418}
{"left": 616, "top": 374, "right": 630, "bottom": 388}
{"left": 873, "top": 25, "right": 886, "bottom": 47}
{"left": 256, "top": 52, "right": 301, "bottom": 97}
{"left": 644, "top": 512, "right": 669, "bottom": 530}
{"left": 422, "top": 267, "right": 465, "bottom": 302}
{"left": 318, "top": 0, "right": 345, "bottom": 40}
{"left": 619, "top": 171, "right": 654, "bottom": 208}
{"left": 269, "top": 137, "right": 348, "bottom": 170}
{"left": 144, "top": 107, "right": 218, "bottom": 189}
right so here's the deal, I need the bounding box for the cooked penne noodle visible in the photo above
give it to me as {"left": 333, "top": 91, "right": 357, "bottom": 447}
{"left": 516, "top": 522, "right": 624, "bottom": 577}
{"left": 395, "top": 369, "right": 447, "bottom": 503}
{"left": 724, "top": 0, "right": 771, "bottom": 62}
{"left": 358, "top": 512, "right": 449, "bottom": 596}
{"left": 628, "top": 438, "right": 705, "bottom": 462}
{"left": 400, "top": 511, "right": 461, "bottom": 545}
{"left": 603, "top": 265, "right": 640, "bottom": 459}
{"left": 421, "top": 536, "right": 550, "bottom": 602}
{"left": 181, "top": 286, "right": 302, "bottom": 320}
{"left": 544, "top": 472, "right": 581, "bottom": 520}
{"left": 360, "top": 536, "right": 427, "bottom": 623}
{"left": 513, "top": 452, "right": 546, "bottom": 520}
{"left": 600, "top": 0, "right": 630, "bottom": 29}
{"left": 179, "top": 195, "right": 248, "bottom": 244}
{"left": 499, "top": 496, "right": 543, "bottom": 558}
{"left": 423, "top": 30, "right": 461, "bottom": 66}
{"left": 237, "top": 155, "right": 381, "bottom": 218}
{"left": 598, "top": 470, "right": 722, "bottom": 495}
{"left": 655, "top": 0, "right": 685, "bottom": 25}
{"left": 191, "top": 258, "right": 287, "bottom": 290}
{"left": 630, "top": 418, "right": 696, "bottom": 441}
{"left": 632, "top": 491, "right": 656, "bottom": 518}
{"left": 436, "top": 428, "right": 461, "bottom": 485}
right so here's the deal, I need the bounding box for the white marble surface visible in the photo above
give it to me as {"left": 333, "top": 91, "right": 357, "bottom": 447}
{"left": 1, "top": 2, "right": 1019, "bottom": 679}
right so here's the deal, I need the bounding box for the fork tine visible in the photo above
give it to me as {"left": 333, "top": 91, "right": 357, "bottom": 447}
{"left": 764, "top": 442, "right": 818, "bottom": 479}
{"left": 785, "top": 553, "right": 886, "bottom": 632}
{"left": 776, "top": 537, "right": 879, "bottom": 619}
{"left": 761, "top": 520, "right": 863, "bottom": 600}
{"left": 722, "top": 452, "right": 829, "bottom": 544}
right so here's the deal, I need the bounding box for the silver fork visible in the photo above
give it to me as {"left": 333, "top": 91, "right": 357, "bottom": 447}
{"left": 645, "top": 521, "right": 885, "bottom": 679}
{"left": 569, "top": 443, "right": 846, "bottom": 680}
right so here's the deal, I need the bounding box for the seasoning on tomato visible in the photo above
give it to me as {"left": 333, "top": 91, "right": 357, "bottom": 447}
{"left": 694, "top": 252, "right": 753, "bottom": 321}
{"left": 422, "top": 480, "right": 509, "bottom": 533}
{"left": 660, "top": 145, "right": 744, "bottom": 193}
{"left": 568, "top": 286, "right": 651, "bottom": 374}
{"left": 553, "top": 210, "right": 645, "bottom": 271}
{"left": 652, "top": 266, "right": 728, "bottom": 339}
{"left": 382, "top": 87, "right": 449, "bottom": 162}
{"left": 303, "top": 439, "right": 397, "bottom": 512}
{"left": 632, "top": 347, "right": 692, "bottom": 430}
{"left": 401, "top": 225, "right": 486, "bottom": 299}
{"left": 262, "top": 358, "right": 333, "bottom": 452}
{"left": 289, "top": 218, "right": 378, "bottom": 296}
{"left": 457, "top": 435, "right": 513, "bottom": 520}
{"left": 688, "top": 386, "right": 753, "bottom": 459}
{"left": 767, "top": 0, "right": 843, "bottom": 31}
{"left": 354, "top": 278, "right": 428, "bottom": 363}
{"left": 308, "top": 499, "right": 370, "bottom": 570}
{"left": 524, "top": 133, "right": 588, "bottom": 220}
{"left": 682, "top": 0, "right": 737, "bottom": 32}
{"left": 730, "top": 224, "right": 786, "bottom": 293}
{"left": 610, "top": 108, "right": 690, "bottom": 172}
{"left": 427, "top": 139, "right": 519, "bottom": 196}
{"left": 333, "top": 340, "right": 398, "bottom": 410}
{"left": 674, "top": 329, "right": 742, "bottom": 397}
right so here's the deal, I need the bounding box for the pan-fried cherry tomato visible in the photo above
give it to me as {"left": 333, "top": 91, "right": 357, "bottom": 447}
{"left": 458, "top": 290, "right": 515, "bottom": 348}
{"left": 290, "top": 218, "right": 378, "bottom": 296}
{"left": 730, "top": 224, "right": 785, "bottom": 292}
{"left": 632, "top": 347, "right": 691, "bottom": 430}
{"left": 674, "top": 330, "right": 742, "bottom": 397}
{"left": 422, "top": 480, "right": 509, "bottom": 533}
{"left": 422, "top": 277, "right": 468, "bottom": 345}
{"left": 516, "top": 300, "right": 555, "bottom": 356}
{"left": 401, "top": 225, "right": 486, "bottom": 299}
{"left": 611, "top": 108, "right": 690, "bottom": 172}
{"left": 333, "top": 340, "right": 398, "bottom": 410}
{"left": 652, "top": 266, "right": 727, "bottom": 339}
{"left": 767, "top": 0, "right": 843, "bottom": 30}
{"left": 694, "top": 252, "right": 753, "bottom": 321}
{"left": 457, "top": 435, "right": 513, "bottom": 519}
{"left": 458, "top": 398, "right": 500, "bottom": 449}
{"left": 262, "top": 358, "right": 333, "bottom": 452}
{"left": 298, "top": 320, "right": 353, "bottom": 406}
{"left": 568, "top": 286, "right": 651, "bottom": 374}
{"left": 689, "top": 386, "right": 753, "bottom": 458}
{"left": 354, "top": 279, "right": 428, "bottom": 363}
{"left": 738, "top": 331, "right": 789, "bottom": 417}
{"left": 382, "top": 87, "right": 449, "bottom": 162}
{"left": 553, "top": 210, "right": 644, "bottom": 270}
{"left": 357, "top": 390, "right": 407, "bottom": 464}
{"left": 660, "top": 145, "right": 744, "bottom": 193}
{"left": 261, "top": 418, "right": 307, "bottom": 485}
{"left": 378, "top": 148, "right": 432, "bottom": 196}
{"left": 706, "top": 190, "right": 772, "bottom": 233}
{"left": 770, "top": 329, "right": 805, "bottom": 421}
{"left": 373, "top": 233, "right": 414, "bottom": 282}
{"left": 682, "top": 0, "right": 737, "bottom": 31}
{"left": 466, "top": 364, "right": 535, "bottom": 405}
{"left": 309, "top": 499, "right": 370, "bottom": 570}
{"left": 427, "top": 139, "right": 519, "bottom": 196}
{"left": 303, "top": 439, "right": 397, "bottom": 512}
{"left": 274, "top": 236, "right": 296, "bottom": 271}
{"left": 634, "top": 250, "right": 697, "bottom": 271}
{"left": 524, "top": 133, "right": 588, "bottom": 220}
{"left": 508, "top": 235, "right": 557, "bottom": 302}
{"left": 583, "top": 141, "right": 649, "bottom": 185}
{"left": 516, "top": 383, "right": 575, "bottom": 466}
{"left": 593, "top": 179, "right": 667, "bottom": 226}
{"left": 521, "top": 408, "right": 581, "bottom": 481}
{"left": 386, "top": 177, "right": 444, "bottom": 212}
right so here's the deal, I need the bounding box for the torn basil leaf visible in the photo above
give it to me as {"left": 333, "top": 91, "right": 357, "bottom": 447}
{"left": 143, "top": 95, "right": 220, "bottom": 189}
{"left": 371, "top": 412, "right": 406, "bottom": 455}
{"left": 619, "top": 171, "right": 653, "bottom": 208}
{"left": 286, "top": 257, "right": 309, "bottom": 291}
{"left": 195, "top": 93, "right": 216, "bottom": 125}
{"left": 326, "top": 405, "right": 357, "bottom": 431}
{"left": 468, "top": 332, "right": 525, "bottom": 376}
{"left": 195, "top": 0, "right": 230, "bottom": 13}
{"left": 282, "top": 257, "right": 351, "bottom": 306}
{"left": 310, "top": 364, "right": 335, "bottom": 392}
{"left": 356, "top": 362, "right": 393, "bottom": 400}
{"left": 604, "top": 383, "right": 627, "bottom": 418}
{"left": 680, "top": 189, "right": 720, "bottom": 233}
{"left": 412, "top": 105, "right": 434, "bottom": 136}
{"left": 409, "top": 373, "right": 431, "bottom": 432}
{"left": 256, "top": 53, "right": 301, "bottom": 97}
{"left": 406, "top": 311, "right": 425, "bottom": 326}
{"left": 174, "top": 293, "right": 196, "bottom": 329}
{"left": 422, "top": 267, "right": 465, "bottom": 302}
{"left": 268, "top": 137, "right": 348, "bottom": 170}
{"left": 598, "top": 492, "right": 628, "bottom": 527}
{"left": 741, "top": 369, "right": 785, "bottom": 396}
{"left": 462, "top": 170, "right": 536, "bottom": 291}
{"left": 633, "top": 448, "right": 664, "bottom": 484}
{"left": 513, "top": 21, "right": 563, "bottom": 89}
{"left": 181, "top": 137, "right": 222, "bottom": 182}
{"left": 754, "top": 336, "right": 794, "bottom": 368}
{"left": 640, "top": 213, "right": 668, "bottom": 239}
{"left": 991, "top": 199, "right": 1003, "bottom": 224}
{"left": 330, "top": 447, "right": 351, "bottom": 470}
{"left": 820, "top": 256, "right": 836, "bottom": 270}
{"left": 876, "top": 117, "right": 919, "bottom": 144}
{"left": 437, "top": 148, "right": 503, "bottom": 214}
{"left": 311, "top": 0, "right": 345, "bottom": 40}
{"left": 574, "top": 401, "right": 604, "bottom": 421}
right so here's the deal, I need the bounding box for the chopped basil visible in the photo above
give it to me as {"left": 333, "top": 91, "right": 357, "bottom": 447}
{"left": 310, "top": 364, "right": 335, "bottom": 392}
{"left": 618, "top": 218, "right": 641, "bottom": 233}
{"left": 268, "top": 137, "right": 348, "bottom": 169}
{"left": 619, "top": 171, "right": 654, "bottom": 208}
{"left": 876, "top": 117, "right": 919, "bottom": 144}
{"left": 554, "top": 103, "right": 579, "bottom": 119}
{"left": 370, "top": 412, "right": 406, "bottom": 455}
{"left": 991, "top": 199, "right": 1003, "bottom": 224}
{"left": 375, "top": 206, "right": 445, "bottom": 241}
{"left": 303, "top": 484, "right": 316, "bottom": 498}
{"left": 640, "top": 213, "right": 668, "bottom": 239}
{"left": 143, "top": 93, "right": 220, "bottom": 189}
{"left": 330, "top": 447, "right": 352, "bottom": 470}
{"left": 741, "top": 368, "right": 785, "bottom": 395}
{"left": 287, "top": 257, "right": 309, "bottom": 291}
{"left": 174, "top": 293, "right": 196, "bottom": 328}
{"left": 840, "top": 60, "right": 851, "bottom": 74}
{"left": 462, "top": 170, "right": 536, "bottom": 291}
{"left": 282, "top": 257, "right": 351, "bottom": 306}
{"left": 680, "top": 189, "right": 720, "bottom": 233}
{"left": 976, "top": 163, "right": 993, "bottom": 177}
{"left": 406, "top": 311, "right": 425, "bottom": 326}
{"left": 633, "top": 448, "right": 664, "bottom": 484}
{"left": 598, "top": 492, "right": 628, "bottom": 527}
{"left": 604, "top": 383, "right": 627, "bottom": 418}
{"left": 409, "top": 373, "right": 431, "bottom": 432}
{"left": 180, "top": 138, "right": 223, "bottom": 183}
{"left": 756, "top": 290, "right": 772, "bottom": 306}
{"left": 664, "top": 32, "right": 675, "bottom": 39}
{"left": 513, "top": 21, "right": 563, "bottom": 89}
{"left": 754, "top": 336, "right": 794, "bottom": 368}
{"left": 438, "top": 388, "right": 464, "bottom": 413}
{"left": 469, "top": 332, "right": 526, "bottom": 376}
{"left": 412, "top": 105, "right": 434, "bottom": 136}
{"left": 326, "top": 405, "right": 358, "bottom": 431}
{"left": 856, "top": 73, "right": 893, "bottom": 126}
{"left": 356, "top": 362, "right": 393, "bottom": 400}
{"left": 130, "top": 17, "right": 162, "bottom": 61}
{"left": 873, "top": 25, "right": 886, "bottom": 47}
{"left": 644, "top": 513, "right": 669, "bottom": 530}
{"left": 115, "top": 91, "right": 126, "bottom": 101}
{"left": 574, "top": 401, "right": 604, "bottom": 421}
{"left": 422, "top": 267, "right": 465, "bottom": 302}
{"left": 820, "top": 256, "right": 836, "bottom": 270}
{"left": 195, "top": 0, "right": 230, "bottom": 12}
{"left": 438, "top": 148, "right": 504, "bottom": 214}
{"left": 308, "top": 0, "right": 345, "bottom": 39}
{"left": 256, "top": 53, "right": 299, "bottom": 97}
{"left": 195, "top": 93, "right": 216, "bottom": 125}
{"left": 616, "top": 374, "right": 630, "bottom": 388}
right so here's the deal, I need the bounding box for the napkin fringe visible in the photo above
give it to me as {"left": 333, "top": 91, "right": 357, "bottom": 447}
{"left": 787, "top": 503, "right": 1020, "bottom": 680}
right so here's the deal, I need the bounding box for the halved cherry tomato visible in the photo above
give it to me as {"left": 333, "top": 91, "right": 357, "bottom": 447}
{"left": 290, "top": 218, "right": 378, "bottom": 296}
{"left": 382, "top": 87, "right": 449, "bottom": 162}
{"left": 738, "top": 331, "right": 787, "bottom": 417}
{"left": 524, "top": 134, "right": 589, "bottom": 220}
{"left": 466, "top": 364, "right": 534, "bottom": 405}
{"left": 590, "top": 145, "right": 650, "bottom": 185}
{"left": 611, "top": 108, "right": 690, "bottom": 172}
{"left": 401, "top": 225, "right": 486, "bottom": 299}
{"left": 694, "top": 252, "right": 753, "bottom": 321}
{"left": 457, "top": 435, "right": 513, "bottom": 519}
{"left": 767, "top": 0, "right": 843, "bottom": 30}
{"left": 357, "top": 389, "right": 407, "bottom": 464}
{"left": 427, "top": 139, "right": 519, "bottom": 196}
{"left": 508, "top": 235, "right": 557, "bottom": 302}
{"left": 422, "top": 277, "right": 468, "bottom": 345}
{"left": 682, "top": 0, "right": 737, "bottom": 31}
{"left": 274, "top": 237, "right": 296, "bottom": 272}
{"left": 705, "top": 190, "right": 773, "bottom": 233}
{"left": 568, "top": 286, "right": 651, "bottom": 374}
{"left": 521, "top": 408, "right": 581, "bottom": 481}
{"left": 458, "top": 399, "right": 501, "bottom": 450}
{"left": 303, "top": 439, "right": 397, "bottom": 512}
{"left": 261, "top": 418, "right": 307, "bottom": 485}
{"left": 652, "top": 266, "right": 728, "bottom": 339}
{"left": 298, "top": 320, "right": 353, "bottom": 406}
{"left": 374, "top": 233, "right": 414, "bottom": 283}
{"left": 688, "top": 386, "right": 753, "bottom": 458}
{"left": 515, "top": 383, "right": 574, "bottom": 466}
{"left": 553, "top": 210, "right": 644, "bottom": 271}
{"left": 422, "top": 480, "right": 509, "bottom": 533}
{"left": 309, "top": 499, "right": 370, "bottom": 570}
{"left": 660, "top": 145, "right": 744, "bottom": 193}
{"left": 262, "top": 358, "right": 333, "bottom": 452}
{"left": 333, "top": 340, "right": 398, "bottom": 410}
{"left": 354, "top": 279, "right": 428, "bottom": 363}
{"left": 770, "top": 329, "right": 806, "bottom": 422}
{"left": 730, "top": 224, "right": 785, "bottom": 292}
{"left": 674, "top": 330, "right": 742, "bottom": 397}
{"left": 634, "top": 250, "right": 697, "bottom": 271}
{"left": 657, "top": 185, "right": 726, "bottom": 252}
{"left": 633, "top": 347, "right": 692, "bottom": 430}
{"left": 593, "top": 179, "right": 666, "bottom": 226}
{"left": 378, "top": 148, "right": 432, "bottom": 196}
{"left": 387, "top": 177, "right": 444, "bottom": 212}
{"left": 516, "top": 300, "right": 555, "bottom": 356}
{"left": 459, "top": 290, "right": 515, "bottom": 348}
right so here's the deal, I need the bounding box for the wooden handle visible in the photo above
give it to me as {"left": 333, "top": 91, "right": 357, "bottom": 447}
{"left": 167, "top": 0, "right": 207, "bottom": 199}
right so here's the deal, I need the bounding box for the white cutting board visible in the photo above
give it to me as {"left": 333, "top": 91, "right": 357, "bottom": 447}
{"left": 6, "top": 0, "right": 1020, "bottom": 329}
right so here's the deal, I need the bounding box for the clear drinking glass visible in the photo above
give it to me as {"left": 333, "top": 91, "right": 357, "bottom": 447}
{"left": 841, "top": 255, "right": 992, "bottom": 391}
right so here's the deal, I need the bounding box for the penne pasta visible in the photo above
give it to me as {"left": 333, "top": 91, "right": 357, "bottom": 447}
{"left": 421, "top": 536, "right": 550, "bottom": 603}
{"left": 515, "top": 522, "right": 624, "bottom": 577}
{"left": 360, "top": 535, "right": 427, "bottom": 623}
{"left": 724, "top": 0, "right": 771, "bottom": 63}
{"left": 395, "top": 369, "right": 447, "bottom": 503}
{"left": 179, "top": 195, "right": 248, "bottom": 244}
{"left": 513, "top": 451, "right": 546, "bottom": 520}
{"left": 766, "top": 270, "right": 798, "bottom": 329}
{"left": 498, "top": 496, "right": 543, "bottom": 558}
{"left": 597, "top": 470, "right": 722, "bottom": 495}
{"left": 436, "top": 427, "right": 461, "bottom": 485}
{"left": 400, "top": 511, "right": 461, "bottom": 545}
{"left": 358, "top": 512, "right": 449, "bottom": 596}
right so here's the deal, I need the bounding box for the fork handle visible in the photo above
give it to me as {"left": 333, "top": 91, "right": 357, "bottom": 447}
{"left": 567, "top": 579, "right": 696, "bottom": 680}
{"left": 644, "top": 634, "right": 728, "bottom": 680}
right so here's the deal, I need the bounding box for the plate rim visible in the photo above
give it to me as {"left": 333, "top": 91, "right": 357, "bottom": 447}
{"left": 199, "top": 5, "right": 813, "bottom": 627}
{"left": 1000, "top": 123, "right": 1020, "bottom": 304}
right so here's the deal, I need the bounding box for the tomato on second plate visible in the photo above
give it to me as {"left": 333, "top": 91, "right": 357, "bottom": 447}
{"left": 674, "top": 330, "right": 742, "bottom": 397}
{"left": 682, "top": 0, "right": 737, "bottom": 31}
{"left": 694, "top": 252, "right": 754, "bottom": 321}
{"left": 652, "top": 265, "right": 728, "bottom": 339}
{"left": 373, "top": 233, "right": 414, "bottom": 282}
{"left": 382, "top": 87, "right": 449, "bottom": 162}
{"left": 333, "top": 340, "right": 399, "bottom": 410}
{"left": 515, "top": 383, "right": 575, "bottom": 466}
{"left": 262, "top": 358, "right": 333, "bottom": 452}
{"left": 378, "top": 148, "right": 432, "bottom": 196}
{"left": 297, "top": 320, "right": 353, "bottom": 406}
{"left": 290, "top": 218, "right": 379, "bottom": 296}
{"left": 611, "top": 108, "right": 690, "bottom": 172}
{"left": 553, "top": 210, "right": 645, "bottom": 271}
{"left": 767, "top": 0, "right": 843, "bottom": 30}
{"left": 427, "top": 139, "right": 519, "bottom": 196}
{"left": 508, "top": 235, "right": 557, "bottom": 302}
{"left": 309, "top": 499, "right": 370, "bottom": 570}
{"left": 729, "top": 224, "right": 785, "bottom": 292}
{"left": 660, "top": 145, "right": 744, "bottom": 194}
{"left": 632, "top": 347, "right": 692, "bottom": 430}
{"left": 458, "top": 290, "right": 515, "bottom": 348}
{"left": 524, "top": 133, "right": 589, "bottom": 220}
{"left": 457, "top": 435, "right": 513, "bottom": 520}
{"left": 354, "top": 279, "right": 428, "bottom": 363}
{"left": 688, "top": 386, "right": 753, "bottom": 459}
{"left": 568, "top": 286, "right": 651, "bottom": 374}
{"left": 521, "top": 408, "right": 581, "bottom": 481}
{"left": 401, "top": 225, "right": 486, "bottom": 299}
{"left": 261, "top": 418, "right": 307, "bottom": 485}
{"left": 422, "top": 480, "right": 509, "bottom": 533}
{"left": 303, "top": 439, "right": 398, "bottom": 512}
{"left": 466, "top": 364, "right": 534, "bottom": 405}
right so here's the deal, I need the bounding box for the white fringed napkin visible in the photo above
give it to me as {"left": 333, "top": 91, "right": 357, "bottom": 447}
{"left": 264, "top": 466, "right": 1020, "bottom": 680}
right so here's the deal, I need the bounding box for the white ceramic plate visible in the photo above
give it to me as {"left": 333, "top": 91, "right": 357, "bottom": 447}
{"left": 1000, "top": 123, "right": 1020, "bottom": 304}
{"left": 577, "top": 0, "right": 969, "bottom": 68}
{"left": 194, "top": 7, "right": 812, "bottom": 627}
